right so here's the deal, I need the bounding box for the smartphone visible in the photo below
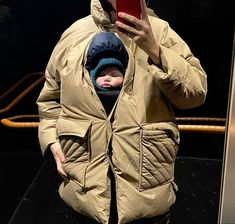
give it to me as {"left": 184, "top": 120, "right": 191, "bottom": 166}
{"left": 116, "top": 0, "right": 141, "bottom": 28}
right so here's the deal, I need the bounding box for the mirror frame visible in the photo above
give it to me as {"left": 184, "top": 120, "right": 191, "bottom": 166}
{"left": 218, "top": 28, "right": 235, "bottom": 224}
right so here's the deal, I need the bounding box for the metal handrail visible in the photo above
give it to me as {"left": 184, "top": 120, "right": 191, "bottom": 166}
{"left": 0, "top": 72, "right": 45, "bottom": 114}
{"left": 0, "top": 115, "right": 226, "bottom": 134}
{"left": 1, "top": 115, "right": 39, "bottom": 128}
{"left": 0, "top": 72, "right": 226, "bottom": 133}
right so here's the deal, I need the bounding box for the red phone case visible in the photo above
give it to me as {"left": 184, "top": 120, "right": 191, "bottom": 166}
{"left": 116, "top": 0, "right": 141, "bottom": 27}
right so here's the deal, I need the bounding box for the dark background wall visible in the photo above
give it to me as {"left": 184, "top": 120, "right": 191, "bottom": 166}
{"left": 0, "top": 0, "right": 234, "bottom": 157}
{"left": 0, "top": 0, "right": 234, "bottom": 117}
{"left": 0, "top": 0, "right": 234, "bottom": 156}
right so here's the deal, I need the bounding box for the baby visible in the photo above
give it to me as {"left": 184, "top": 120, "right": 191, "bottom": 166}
{"left": 85, "top": 32, "right": 129, "bottom": 114}
{"left": 86, "top": 32, "right": 128, "bottom": 92}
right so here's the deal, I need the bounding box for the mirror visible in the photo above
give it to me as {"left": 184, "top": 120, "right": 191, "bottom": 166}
{"left": 0, "top": 1, "right": 234, "bottom": 223}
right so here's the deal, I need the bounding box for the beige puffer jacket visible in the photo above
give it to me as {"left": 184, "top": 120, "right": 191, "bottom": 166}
{"left": 37, "top": 0, "right": 207, "bottom": 223}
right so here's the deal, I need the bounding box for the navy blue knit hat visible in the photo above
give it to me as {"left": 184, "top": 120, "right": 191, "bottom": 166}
{"left": 86, "top": 32, "right": 128, "bottom": 90}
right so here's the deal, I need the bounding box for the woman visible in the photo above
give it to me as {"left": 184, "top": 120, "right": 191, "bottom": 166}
{"left": 37, "top": 0, "right": 207, "bottom": 223}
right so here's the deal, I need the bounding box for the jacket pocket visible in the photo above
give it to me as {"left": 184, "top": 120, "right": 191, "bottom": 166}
{"left": 56, "top": 117, "right": 92, "bottom": 187}
{"left": 139, "top": 122, "right": 179, "bottom": 191}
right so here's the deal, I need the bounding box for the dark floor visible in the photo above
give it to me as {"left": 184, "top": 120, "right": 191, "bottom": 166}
{"left": 0, "top": 122, "right": 224, "bottom": 224}
{"left": 7, "top": 156, "right": 222, "bottom": 224}
{"left": 0, "top": 151, "right": 43, "bottom": 224}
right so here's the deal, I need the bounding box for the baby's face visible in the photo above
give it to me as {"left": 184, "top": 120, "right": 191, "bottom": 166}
{"left": 96, "top": 66, "right": 124, "bottom": 89}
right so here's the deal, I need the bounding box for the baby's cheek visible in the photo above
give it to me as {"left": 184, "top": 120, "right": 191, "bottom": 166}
{"left": 96, "top": 77, "right": 103, "bottom": 85}
{"left": 117, "top": 77, "right": 124, "bottom": 85}
{"left": 112, "top": 77, "right": 123, "bottom": 87}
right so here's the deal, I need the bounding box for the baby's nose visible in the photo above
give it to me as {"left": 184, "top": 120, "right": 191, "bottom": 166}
{"left": 104, "top": 76, "right": 111, "bottom": 81}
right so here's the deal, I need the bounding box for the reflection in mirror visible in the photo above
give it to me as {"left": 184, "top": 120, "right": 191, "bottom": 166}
{"left": 0, "top": 1, "right": 234, "bottom": 224}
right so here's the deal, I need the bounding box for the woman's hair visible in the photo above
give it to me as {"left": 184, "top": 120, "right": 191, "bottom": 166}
{"left": 99, "top": 0, "right": 114, "bottom": 12}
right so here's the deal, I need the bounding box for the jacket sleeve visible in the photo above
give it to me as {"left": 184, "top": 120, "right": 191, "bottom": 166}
{"left": 149, "top": 21, "right": 208, "bottom": 109}
{"left": 36, "top": 46, "right": 62, "bottom": 156}
{"left": 36, "top": 19, "right": 95, "bottom": 156}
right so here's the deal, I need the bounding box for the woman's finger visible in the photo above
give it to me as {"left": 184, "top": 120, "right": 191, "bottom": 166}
{"left": 141, "top": 0, "right": 148, "bottom": 20}
{"left": 51, "top": 142, "right": 69, "bottom": 180}
{"left": 116, "top": 12, "right": 142, "bottom": 34}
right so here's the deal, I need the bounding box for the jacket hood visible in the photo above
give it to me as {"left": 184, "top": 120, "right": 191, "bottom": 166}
{"left": 91, "top": 0, "right": 115, "bottom": 30}
{"left": 90, "top": 0, "right": 159, "bottom": 29}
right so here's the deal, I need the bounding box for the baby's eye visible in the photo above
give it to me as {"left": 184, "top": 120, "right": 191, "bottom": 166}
{"left": 111, "top": 71, "right": 123, "bottom": 77}
{"left": 112, "top": 73, "right": 120, "bottom": 77}
{"left": 99, "top": 71, "right": 107, "bottom": 77}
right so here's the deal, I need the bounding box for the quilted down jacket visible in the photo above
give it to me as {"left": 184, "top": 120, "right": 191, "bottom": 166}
{"left": 37, "top": 0, "right": 207, "bottom": 223}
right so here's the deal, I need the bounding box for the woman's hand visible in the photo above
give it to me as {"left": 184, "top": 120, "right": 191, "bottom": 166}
{"left": 50, "top": 142, "right": 69, "bottom": 181}
{"left": 115, "top": 0, "right": 161, "bottom": 65}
